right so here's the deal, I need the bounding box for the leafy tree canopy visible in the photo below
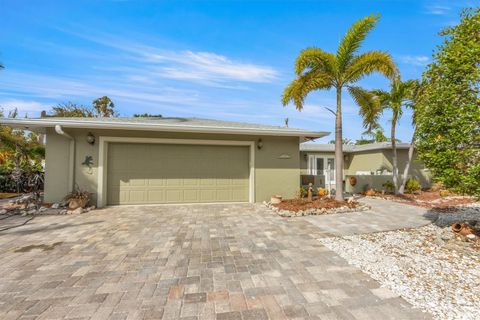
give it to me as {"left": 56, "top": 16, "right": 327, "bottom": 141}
{"left": 48, "top": 102, "right": 95, "bottom": 117}
{"left": 47, "top": 96, "right": 118, "bottom": 118}
{"left": 416, "top": 8, "right": 480, "bottom": 196}
{"left": 93, "top": 96, "right": 117, "bottom": 117}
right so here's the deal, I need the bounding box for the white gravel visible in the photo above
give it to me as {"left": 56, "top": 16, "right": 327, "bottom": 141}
{"left": 319, "top": 208, "right": 480, "bottom": 320}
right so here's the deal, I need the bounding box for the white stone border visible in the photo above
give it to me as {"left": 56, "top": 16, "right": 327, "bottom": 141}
{"left": 264, "top": 201, "right": 370, "bottom": 217}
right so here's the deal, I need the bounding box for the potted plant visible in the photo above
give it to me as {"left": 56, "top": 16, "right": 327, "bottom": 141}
{"left": 64, "top": 186, "right": 91, "bottom": 210}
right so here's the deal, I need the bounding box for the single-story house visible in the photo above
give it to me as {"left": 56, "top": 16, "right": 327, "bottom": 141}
{"left": 300, "top": 142, "right": 432, "bottom": 193}
{"left": 1, "top": 117, "right": 327, "bottom": 206}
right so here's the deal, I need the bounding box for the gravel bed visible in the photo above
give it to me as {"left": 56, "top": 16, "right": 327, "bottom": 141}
{"left": 319, "top": 207, "right": 480, "bottom": 320}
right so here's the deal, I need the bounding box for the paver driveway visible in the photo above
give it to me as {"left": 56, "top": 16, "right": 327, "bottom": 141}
{"left": 0, "top": 204, "right": 430, "bottom": 320}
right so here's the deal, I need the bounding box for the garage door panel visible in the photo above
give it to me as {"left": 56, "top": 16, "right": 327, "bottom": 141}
{"left": 147, "top": 190, "right": 165, "bottom": 202}
{"left": 107, "top": 143, "right": 250, "bottom": 205}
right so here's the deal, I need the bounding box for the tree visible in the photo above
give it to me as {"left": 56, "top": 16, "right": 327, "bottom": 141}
{"left": 359, "top": 79, "right": 418, "bottom": 194}
{"left": 49, "top": 102, "right": 95, "bottom": 117}
{"left": 0, "top": 108, "right": 45, "bottom": 192}
{"left": 93, "top": 96, "right": 117, "bottom": 117}
{"left": 329, "top": 138, "right": 354, "bottom": 145}
{"left": 416, "top": 8, "right": 480, "bottom": 196}
{"left": 355, "top": 126, "right": 389, "bottom": 145}
{"left": 48, "top": 97, "right": 118, "bottom": 118}
{"left": 282, "top": 14, "right": 397, "bottom": 200}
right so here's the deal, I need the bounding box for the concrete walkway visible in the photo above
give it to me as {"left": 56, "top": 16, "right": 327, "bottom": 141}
{"left": 302, "top": 197, "right": 433, "bottom": 237}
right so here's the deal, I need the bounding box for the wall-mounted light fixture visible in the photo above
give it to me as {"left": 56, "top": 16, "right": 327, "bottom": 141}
{"left": 257, "top": 139, "right": 263, "bottom": 150}
{"left": 304, "top": 153, "right": 308, "bottom": 161}
{"left": 86, "top": 132, "right": 95, "bottom": 145}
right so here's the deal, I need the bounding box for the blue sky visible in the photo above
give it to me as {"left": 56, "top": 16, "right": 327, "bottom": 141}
{"left": 0, "top": 0, "right": 473, "bottom": 142}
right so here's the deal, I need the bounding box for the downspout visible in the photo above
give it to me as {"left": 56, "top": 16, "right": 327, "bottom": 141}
{"left": 55, "top": 125, "right": 75, "bottom": 192}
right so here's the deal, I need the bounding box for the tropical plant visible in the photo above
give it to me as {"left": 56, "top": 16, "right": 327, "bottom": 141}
{"left": 64, "top": 185, "right": 91, "bottom": 202}
{"left": 355, "top": 127, "right": 390, "bottom": 144}
{"left": 282, "top": 14, "right": 398, "bottom": 200}
{"left": 404, "top": 178, "right": 421, "bottom": 194}
{"left": 416, "top": 8, "right": 480, "bottom": 197}
{"left": 328, "top": 138, "right": 354, "bottom": 145}
{"left": 358, "top": 79, "right": 419, "bottom": 194}
{"left": 0, "top": 108, "right": 45, "bottom": 193}
{"left": 382, "top": 180, "right": 395, "bottom": 193}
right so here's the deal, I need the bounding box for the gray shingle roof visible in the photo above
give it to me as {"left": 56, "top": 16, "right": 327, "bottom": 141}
{"left": 0, "top": 117, "right": 328, "bottom": 138}
{"left": 300, "top": 142, "right": 412, "bottom": 153}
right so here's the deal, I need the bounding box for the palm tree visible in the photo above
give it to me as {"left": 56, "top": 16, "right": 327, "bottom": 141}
{"left": 282, "top": 14, "right": 398, "bottom": 200}
{"left": 359, "top": 79, "right": 419, "bottom": 194}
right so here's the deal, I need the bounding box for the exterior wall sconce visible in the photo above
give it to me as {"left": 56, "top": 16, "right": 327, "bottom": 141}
{"left": 257, "top": 139, "right": 263, "bottom": 150}
{"left": 86, "top": 132, "right": 96, "bottom": 145}
{"left": 304, "top": 153, "right": 308, "bottom": 161}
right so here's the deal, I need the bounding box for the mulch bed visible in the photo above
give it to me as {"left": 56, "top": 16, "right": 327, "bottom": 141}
{"left": 272, "top": 198, "right": 359, "bottom": 213}
{"left": 372, "top": 191, "right": 477, "bottom": 209}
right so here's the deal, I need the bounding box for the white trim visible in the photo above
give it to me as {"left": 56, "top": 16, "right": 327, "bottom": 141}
{"left": 97, "top": 136, "right": 255, "bottom": 207}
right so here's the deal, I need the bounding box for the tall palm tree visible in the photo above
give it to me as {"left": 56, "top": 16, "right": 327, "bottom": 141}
{"left": 282, "top": 14, "right": 398, "bottom": 200}
{"left": 359, "top": 79, "right": 419, "bottom": 195}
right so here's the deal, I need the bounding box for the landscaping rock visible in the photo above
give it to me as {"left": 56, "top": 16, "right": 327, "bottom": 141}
{"left": 70, "top": 207, "right": 84, "bottom": 215}
{"left": 320, "top": 219, "right": 480, "bottom": 320}
{"left": 466, "top": 234, "right": 477, "bottom": 241}
{"left": 0, "top": 209, "right": 7, "bottom": 215}
{"left": 51, "top": 203, "right": 60, "bottom": 209}
{"left": 265, "top": 201, "right": 370, "bottom": 217}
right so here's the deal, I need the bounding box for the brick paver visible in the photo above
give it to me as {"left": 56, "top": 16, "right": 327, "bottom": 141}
{"left": 303, "top": 197, "right": 433, "bottom": 236}
{"left": 0, "top": 203, "right": 431, "bottom": 319}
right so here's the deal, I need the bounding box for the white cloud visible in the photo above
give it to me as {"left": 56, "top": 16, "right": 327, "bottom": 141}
{"left": 0, "top": 99, "right": 52, "bottom": 117}
{"left": 52, "top": 29, "right": 279, "bottom": 86}
{"left": 145, "top": 51, "right": 278, "bottom": 83}
{"left": 397, "top": 55, "right": 430, "bottom": 67}
{"left": 425, "top": 5, "right": 451, "bottom": 15}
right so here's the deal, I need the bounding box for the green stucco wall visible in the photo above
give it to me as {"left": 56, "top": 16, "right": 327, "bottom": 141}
{"left": 44, "top": 128, "right": 300, "bottom": 205}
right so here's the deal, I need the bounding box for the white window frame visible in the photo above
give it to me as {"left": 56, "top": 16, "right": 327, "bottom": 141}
{"left": 97, "top": 136, "right": 255, "bottom": 207}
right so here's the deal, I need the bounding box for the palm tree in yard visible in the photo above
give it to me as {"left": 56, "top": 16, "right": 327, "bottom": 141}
{"left": 360, "top": 79, "right": 420, "bottom": 195}
{"left": 282, "top": 14, "right": 398, "bottom": 200}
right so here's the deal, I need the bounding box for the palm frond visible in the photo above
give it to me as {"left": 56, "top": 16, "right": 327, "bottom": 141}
{"left": 348, "top": 86, "right": 382, "bottom": 131}
{"left": 282, "top": 72, "right": 333, "bottom": 110}
{"left": 295, "top": 47, "right": 337, "bottom": 78}
{"left": 344, "top": 51, "right": 398, "bottom": 84}
{"left": 336, "top": 14, "right": 380, "bottom": 73}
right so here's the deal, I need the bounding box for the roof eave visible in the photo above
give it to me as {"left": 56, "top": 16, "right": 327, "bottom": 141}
{"left": 0, "top": 118, "right": 329, "bottom": 139}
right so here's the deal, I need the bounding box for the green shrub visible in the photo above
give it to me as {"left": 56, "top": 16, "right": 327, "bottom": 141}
{"left": 405, "top": 178, "right": 421, "bottom": 194}
{"left": 299, "top": 186, "right": 307, "bottom": 198}
{"left": 382, "top": 180, "right": 395, "bottom": 193}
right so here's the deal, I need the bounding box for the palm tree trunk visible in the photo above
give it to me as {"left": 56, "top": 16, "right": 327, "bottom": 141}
{"left": 399, "top": 134, "right": 415, "bottom": 194}
{"left": 391, "top": 118, "right": 399, "bottom": 195}
{"left": 335, "top": 87, "right": 344, "bottom": 201}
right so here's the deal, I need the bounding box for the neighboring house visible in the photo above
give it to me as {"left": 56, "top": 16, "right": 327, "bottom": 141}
{"left": 1, "top": 117, "right": 327, "bottom": 206}
{"left": 300, "top": 143, "right": 431, "bottom": 193}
